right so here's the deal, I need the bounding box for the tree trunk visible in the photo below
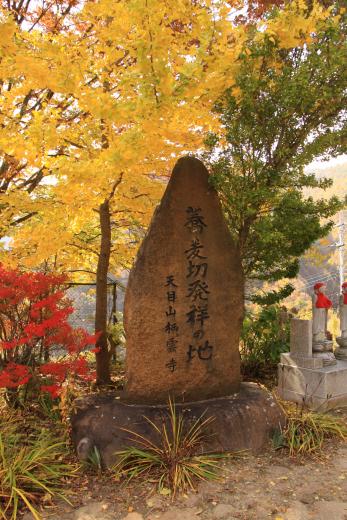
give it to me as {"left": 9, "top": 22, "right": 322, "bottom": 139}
{"left": 95, "top": 199, "right": 112, "bottom": 385}
{"left": 236, "top": 247, "right": 246, "bottom": 335}
{"left": 109, "top": 283, "right": 118, "bottom": 363}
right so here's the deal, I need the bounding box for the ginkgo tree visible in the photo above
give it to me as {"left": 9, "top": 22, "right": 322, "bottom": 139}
{"left": 0, "top": 0, "right": 339, "bottom": 384}
{"left": 0, "top": 0, "right": 82, "bottom": 224}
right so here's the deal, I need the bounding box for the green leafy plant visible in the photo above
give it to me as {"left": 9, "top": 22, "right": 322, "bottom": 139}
{"left": 275, "top": 405, "right": 347, "bottom": 456}
{"left": 204, "top": 13, "right": 346, "bottom": 301}
{"left": 113, "top": 400, "right": 227, "bottom": 496}
{"left": 107, "top": 312, "right": 125, "bottom": 347}
{"left": 241, "top": 305, "right": 290, "bottom": 379}
{"left": 0, "top": 411, "right": 77, "bottom": 520}
{"left": 107, "top": 313, "right": 126, "bottom": 367}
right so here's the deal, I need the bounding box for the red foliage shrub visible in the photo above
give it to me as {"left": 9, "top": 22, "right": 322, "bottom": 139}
{"left": 0, "top": 264, "right": 97, "bottom": 403}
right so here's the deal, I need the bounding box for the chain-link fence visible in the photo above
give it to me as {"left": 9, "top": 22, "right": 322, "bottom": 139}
{"left": 67, "top": 276, "right": 126, "bottom": 332}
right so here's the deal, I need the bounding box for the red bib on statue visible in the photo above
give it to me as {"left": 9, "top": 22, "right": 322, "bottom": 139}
{"left": 316, "top": 292, "right": 332, "bottom": 309}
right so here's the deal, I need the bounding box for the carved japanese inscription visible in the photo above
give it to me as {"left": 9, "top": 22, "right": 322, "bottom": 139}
{"left": 184, "top": 209, "right": 213, "bottom": 363}
{"left": 124, "top": 156, "right": 243, "bottom": 404}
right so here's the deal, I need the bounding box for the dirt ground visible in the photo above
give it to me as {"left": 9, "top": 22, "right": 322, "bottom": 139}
{"left": 32, "top": 422, "right": 347, "bottom": 520}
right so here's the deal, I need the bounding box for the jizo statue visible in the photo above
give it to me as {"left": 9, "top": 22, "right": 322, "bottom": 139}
{"left": 336, "top": 281, "right": 347, "bottom": 359}
{"left": 312, "top": 282, "right": 336, "bottom": 366}
{"left": 312, "top": 282, "right": 332, "bottom": 342}
{"left": 340, "top": 282, "right": 347, "bottom": 339}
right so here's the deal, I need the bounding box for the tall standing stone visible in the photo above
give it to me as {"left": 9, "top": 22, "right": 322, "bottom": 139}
{"left": 124, "top": 157, "right": 244, "bottom": 404}
{"left": 290, "top": 319, "right": 312, "bottom": 358}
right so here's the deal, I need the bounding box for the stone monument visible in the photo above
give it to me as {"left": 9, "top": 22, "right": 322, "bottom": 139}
{"left": 312, "top": 282, "right": 336, "bottom": 366}
{"left": 71, "top": 157, "right": 284, "bottom": 467}
{"left": 124, "top": 156, "right": 243, "bottom": 403}
{"left": 336, "top": 281, "right": 347, "bottom": 360}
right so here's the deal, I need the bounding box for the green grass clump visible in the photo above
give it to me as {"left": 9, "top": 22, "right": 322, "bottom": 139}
{"left": 113, "top": 400, "right": 227, "bottom": 496}
{"left": 0, "top": 411, "right": 77, "bottom": 520}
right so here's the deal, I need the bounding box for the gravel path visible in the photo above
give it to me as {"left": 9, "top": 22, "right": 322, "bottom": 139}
{"left": 33, "top": 436, "right": 347, "bottom": 520}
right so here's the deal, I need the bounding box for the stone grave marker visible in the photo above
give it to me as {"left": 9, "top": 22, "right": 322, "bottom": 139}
{"left": 280, "top": 319, "right": 323, "bottom": 369}
{"left": 124, "top": 156, "right": 244, "bottom": 403}
{"left": 290, "top": 318, "right": 312, "bottom": 357}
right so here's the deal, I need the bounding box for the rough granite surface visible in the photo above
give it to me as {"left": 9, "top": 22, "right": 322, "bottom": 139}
{"left": 124, "top": 156, "right": 244, "bottom": 404}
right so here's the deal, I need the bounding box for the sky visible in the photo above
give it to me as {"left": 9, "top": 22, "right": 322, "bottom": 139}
{"left": 307, "top": 155, "right": 347, "bottom": 172}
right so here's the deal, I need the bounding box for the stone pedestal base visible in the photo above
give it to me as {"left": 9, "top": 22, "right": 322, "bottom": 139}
{"left": 336, "top": 337, "right": 347, "bottom": 360}
{"left": 281, "top": 353, "right": 323, "bottom": 369}
{"left": 335, "top": 348, "right": 347, "bottom": 360}
{"left": 277, "top": 359, "right": 347, "bottom": 411}
{"left": 71, "top": 383, "right": 285, "bottom": 468}
{"left": 312, "top": 340, "right": 336, "bottom": 366}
